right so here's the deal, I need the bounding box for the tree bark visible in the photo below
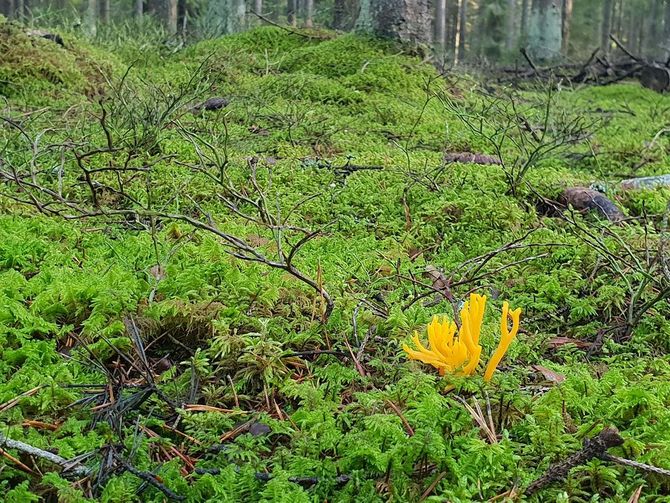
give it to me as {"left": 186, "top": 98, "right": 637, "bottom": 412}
{"left": 254, "top": 0, "right": 262, "bottom": 15}
{"left": 528, "top": 0, "right": 562, "bottom": 62}
{"left": 601, "top": 0, "right": 613, "bottom": 54}
{"left": 506, "top": 0, "right": 516, "bottom": 51}
{"left": 435, "top": 0, "right": 447, "bottom": 63}
{"left": 287, "top": 0, "right": 297, "bottom": 26}
{"left": 226, "top": 0, "right": 246, "bottom": 32}
{"left": 561, "top": 0, "right": 572, "bottom": 54}
{"left": 636, "top": 9, "right": 644, "bottom": 54}
{"left": 177, "top": 0, "right": 187, "bottom": 33}
{"left": 520, "top": 0, "right": 529, "bottom": 43}
{"left": 135, "top": 0, "right": 143, "bottom": 17}
{"left": 1, "top": 0, "right": 13, "bottom": 17}
{"left": 333, "top": 0, "right": 345, "bottom": 29}
{"left": 16, "top": 0, "right": 24, "bottom": 19}
{"left": 165, "top": 0, "right": 177, "bottom": 33}
{"left": 447, "top": 0, "right": 458, "bottom": 62}
{"left": 305, "top": 0, "right": 313, "bottom": 27}
{"left": 457, "top": 0, "right": 467, "bottom": 62}
{"left": 648, "top": 0, "right": 661, "bottom": 57}
{"left": 664, "top": 0, "right": 670, "bottom": 59}
{"left": 85, "top": 0, "right": 97, "bottom": 36}
{"left": 356, "top": 0, "right": 432, "bottom": 45}
{"left": 100, "top": 0, "right": 110, "bottom": 23}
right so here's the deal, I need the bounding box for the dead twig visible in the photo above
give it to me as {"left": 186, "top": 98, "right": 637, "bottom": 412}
{"left": 116, "top": 455, "right": 185, "bottom": 501}
{"left": 525, "top": 427, "right": 623, "bottom": 495}
{"left": 0, "top": 433, "right": 92, "bottom": 478}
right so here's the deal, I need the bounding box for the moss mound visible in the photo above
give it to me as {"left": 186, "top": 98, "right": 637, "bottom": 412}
{"left": 0, "top": 20, "right": 120, "bottom": 106}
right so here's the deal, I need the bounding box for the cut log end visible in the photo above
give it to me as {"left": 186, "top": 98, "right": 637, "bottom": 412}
{"left": 640, "top": 65, "right": 670, "bottom": 93}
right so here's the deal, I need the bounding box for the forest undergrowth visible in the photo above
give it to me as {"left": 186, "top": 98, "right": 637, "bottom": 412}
{"left": 2, "top": 18, "right": 670, "bottom": 502}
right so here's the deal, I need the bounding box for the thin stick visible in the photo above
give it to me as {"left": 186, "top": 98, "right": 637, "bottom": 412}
{"left": 0, "top": 447, "right": 36, "bottom": 475}
{"left": 0, "top": 433, "right": 91, "bottom": 477}
{"left": 0, "top": 386, "right": 43, "bottom": 413}
{"left": 419, "top": 471, "right": 447, "bottom": 502}
{"left": 602, "top": 453, "right": 670, "bottom": 477}
{"left": 385, "top": 400, "right": 415, "bottom": 436}
{"left": 249, "top": 10, "right": 314, "bottom": 39}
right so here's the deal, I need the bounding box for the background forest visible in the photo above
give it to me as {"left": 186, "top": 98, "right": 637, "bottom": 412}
{"left": 1, "top": 0, "right": 667, "bottom": 65}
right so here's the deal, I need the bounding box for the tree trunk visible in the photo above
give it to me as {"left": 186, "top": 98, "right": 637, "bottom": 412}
{"left": 100, "top": 0, "right": 110, "bottom": 23}
{"left": 447, "top": 0, "right": 458, "bottom": 62}
{"left": 254, "top": 0, "right": 262, "bottom": 15}
{"left": 520, "top": 0, "right": 529, "bottom": 43}
{"left": 2, "top": 0, "right": 13, "bottom": 17}
{"left": 226, "top": 0, "right": 246, "bottom": 32}
{"left": 528, "top": 0, "right": 562, "bottom": 62}
{"left": 85, "top": 0, "right": 97, "bottom": 36}
{"left": 457, "top": 0, "right": 467, "bottom": 62}
{"left": 435, "top": 0, "right": 447, "bottom": 63}
{"left": 637, "top": 10, "right": 645, "bottom": 54}
{"left": 601, "top": 0, "right": 613, "bottom": 54}
{"left": 287, "top": 0, "right": 297, "bottom": 26}
{"left": 332, "top": 0, "right": 345, "bottom": 29}
{"left": 561, "top": 0, "right": 572, "bottom": 54}
{"left": 648, "top": 0, "right": 661, "bottom": 57}
{"left": 625, "top": 2, "right": 635, "bottom": 49}
{"left": 664, "top": 0, "right": 670, "bottom": 59}
{"left": 164, "top": 0, "right": 177, "bottom": 33}
{"left": 505, "top": 0, "right": 516, "bottom": 52}
{"left": 177, "top": 0, "right": 187, "bottom": 33}
{"left": 16, "top": 0, "right": 24, "bottom": 19}
{"left": 135, "top": 0, "right": 143, "bottom": 17}
{"left": 356, "top": 0, "right": 431, "bottom": 45}
{"left": 305, "top": 0, "right": 313, "bottom": 27}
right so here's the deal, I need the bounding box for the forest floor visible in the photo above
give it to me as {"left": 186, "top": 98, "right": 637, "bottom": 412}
{"left": 2, "top": 19, "right": 670, "bottom": 502}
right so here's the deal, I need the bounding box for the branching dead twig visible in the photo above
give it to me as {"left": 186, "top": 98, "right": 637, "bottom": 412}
{"left": 0, "top": 75, "right": 335, "bottom": 321}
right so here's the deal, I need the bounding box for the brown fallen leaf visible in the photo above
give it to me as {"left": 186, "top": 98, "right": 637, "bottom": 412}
{"left": 532, "top": 364, "right": 566, "bottom": 383}
{"left": 22, "top": 420, "right": 59, "bottom": 431}
{"left": 546, "top": 337, "right": 591, "bottom": 349}
{"left": 424, "top": 265, "right": 450, "bottom": 296}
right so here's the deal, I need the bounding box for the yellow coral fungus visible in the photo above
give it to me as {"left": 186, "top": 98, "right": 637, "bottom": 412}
{"left": 483, "top": 301, "right": 521, "bottom": 381}
{"left": 403, "top": 293, "right": 521, "bottom": 381}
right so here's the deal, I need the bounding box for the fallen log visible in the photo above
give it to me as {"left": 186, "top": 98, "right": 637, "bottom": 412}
{"left": 640, "top": 65, "right": 670, "bottom": 92}
{"left": 559, "top": 187, "right": 625, "bottom": 222}
{"left": 499, "top": 35, "right": 670, "bottom": 92}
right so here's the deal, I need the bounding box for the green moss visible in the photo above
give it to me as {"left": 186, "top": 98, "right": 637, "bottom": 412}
{"left": 0, "top": 20, "right": 120, "bottom": 106}
{"left": 3, "top": 24, "right": 670, "bottom": 502}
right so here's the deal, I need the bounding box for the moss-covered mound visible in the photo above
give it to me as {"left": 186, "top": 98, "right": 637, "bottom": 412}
{"left": 0, "top": 19, "right": 120, "bottom": 106}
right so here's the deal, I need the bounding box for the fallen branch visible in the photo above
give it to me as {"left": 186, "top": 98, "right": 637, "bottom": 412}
{"left": 525, "top": 427, "right": 623, "bottom": 495}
